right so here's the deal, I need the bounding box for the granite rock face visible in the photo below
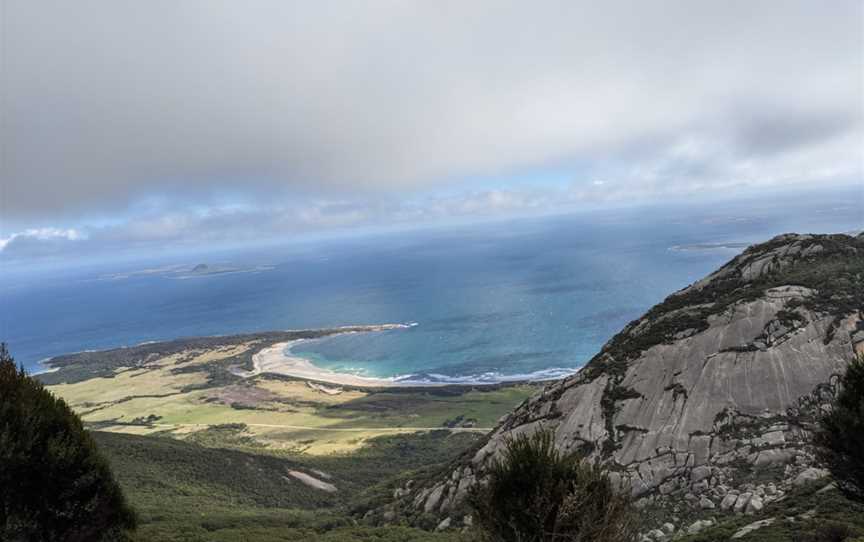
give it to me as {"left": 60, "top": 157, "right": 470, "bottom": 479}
{"left": 394, "top": 233, "right": 864, "bottom": 529}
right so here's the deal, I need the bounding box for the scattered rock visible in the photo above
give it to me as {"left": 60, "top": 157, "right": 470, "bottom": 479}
{"left": 435, "top": 517, "right": 451, "bottom": 531}
{"left": 424, "top": 485, "right": 444, "bottom": 513}
{"left": 732, "top": 518, "right": 776, "bottom": 539}
{"left": 700, "top": 496, "right": 716, "bottom": 509}
{"left": 687, "top": 519, "right": 715, "bottom": 535}
{"left": 646, "top": 528, "right": 666, "bottom": 540}
{"left": 734, "top": 492, "right": 753, "bottom": 514}
{"left": 793, "top": 468, "right": 829, "bottom": 487}
{"left": 817, "top": 482, "right": 837, "bottom": 494}
{"left": 720, "top": 493, "right": 738, "bottom": 511}
{"left": 691, "top": 466, "right": 712, "bottom": 483}
{"left": 746, "top": 495, "right": 764, "bottom": 515}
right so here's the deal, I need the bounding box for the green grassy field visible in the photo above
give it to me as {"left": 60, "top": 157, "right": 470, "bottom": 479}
{"left": 38, "top": 338, "right": 540, "bottom": 539}
{"left": 46, "top": 342, "right": 538, "bottom": 453}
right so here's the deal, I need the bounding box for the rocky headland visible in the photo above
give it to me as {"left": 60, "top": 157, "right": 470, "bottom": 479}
{"left": 386, "top": 233, "right": 864, "bottom": 537}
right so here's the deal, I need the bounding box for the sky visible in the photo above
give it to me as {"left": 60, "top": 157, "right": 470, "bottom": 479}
{"left": 1, "top": 1, "right": 862, "bottom": 261}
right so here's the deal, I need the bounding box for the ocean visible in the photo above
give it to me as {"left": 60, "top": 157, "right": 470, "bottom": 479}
{"left": 2, "top": 189, "right": 861, "bottom": 382}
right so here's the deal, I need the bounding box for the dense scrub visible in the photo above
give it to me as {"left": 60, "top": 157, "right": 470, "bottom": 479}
{"left": 468, "top": 430, "right": 638, "bottom": 542}
{"left": 0, "top": 344, "right": 136, "bottom": 541}
{"left": 815, "top": 355, "right": 864, "bottom": 502}
{"left": 93, "top": 429, "right": 480, "bottom": 541}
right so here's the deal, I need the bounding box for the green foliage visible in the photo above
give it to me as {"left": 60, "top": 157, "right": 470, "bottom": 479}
{"left": 92, "top": 429, "right": 479, "bottom": 540}
{"left": 678, "top": 481, "right": 864, "bottom": 542}
{"left": 794, "top": 522, "right": 859, "bottom": 542}
{"left": 599, "top": 384, "right": 643, "bottom": 455}
{"left": 468, "top": 430, "right": 638, "bottom": 542}
{"left": 0, "top": 343, "right": 137, "bottom": 541}
{"left": 815, "top": 355, "right": 864, "bottom": 502}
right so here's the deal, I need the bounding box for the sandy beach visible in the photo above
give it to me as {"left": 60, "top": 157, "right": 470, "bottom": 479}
{"left": 237, "top": 317, "right": 578, "bottom": 388}
{"left": 239, "top": 322, "right": 493, "bottom": 388}
{"left": 244, "top": 340, "right": 424, "bottom": 388}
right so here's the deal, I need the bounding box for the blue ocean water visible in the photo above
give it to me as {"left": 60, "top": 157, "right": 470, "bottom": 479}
{"left": 2, "top": 190, "right": 861, "bottom": 381}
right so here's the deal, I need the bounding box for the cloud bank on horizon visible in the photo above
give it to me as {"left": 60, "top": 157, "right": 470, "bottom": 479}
{"left": 1, "top": 1, "right": 862, "bottom": 258}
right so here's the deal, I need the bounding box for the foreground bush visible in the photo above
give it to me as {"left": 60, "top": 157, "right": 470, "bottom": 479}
{"left": 815, "top": 355, "right": 864, "bottom": 503}
{"left": 468, "top": 429, "right": 638, "bottom": 542}
{"left": 0, "top": 344, "right": 136, "bottom": 541}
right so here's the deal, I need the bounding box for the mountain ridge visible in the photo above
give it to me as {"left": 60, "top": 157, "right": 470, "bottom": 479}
{"left": 387, "top": 232, "right": 864, "bottom": 534}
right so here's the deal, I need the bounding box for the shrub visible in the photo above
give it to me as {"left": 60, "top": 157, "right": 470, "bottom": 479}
{"left": 468, "top": 429, "right": 638, "bottom": 542}
{"left": 794, "top": 522, "right": 858, "bottom": 542}
{"left": 0, "top": 344, "right": 136, "bottom": 541}
{"left": 815, "top": 355, "right": 864, "bottom": 503}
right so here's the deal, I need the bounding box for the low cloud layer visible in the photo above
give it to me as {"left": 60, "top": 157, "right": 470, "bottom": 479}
{"left": 4, "top": 0, "right": 861, "bottom": 223}
{"left": 3, "top": 180, "right": 862, "bottom": 263}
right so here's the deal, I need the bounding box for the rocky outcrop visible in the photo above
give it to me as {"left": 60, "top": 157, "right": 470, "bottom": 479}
{"left": 390, "top": 233, "right": 864, "bottom": 530}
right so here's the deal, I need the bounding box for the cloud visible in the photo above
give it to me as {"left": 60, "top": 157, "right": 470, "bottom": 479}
{"left": 0, "top": 187, "right": 567, "bottom": 259}
{"left": 2, "top": 1, "right": 861, "bottom": 220}
{"left": 0, "top": 228, "right": 85, "bottom": 257}
{"left": 2, "top": 179, "right": 861, "bottom": 262}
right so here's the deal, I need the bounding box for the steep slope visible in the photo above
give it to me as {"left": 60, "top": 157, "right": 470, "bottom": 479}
{"left": 392, "top": 233, "right": 864, "bottom": 532}
{"left": 93, "top": 430, "right": 480, "bottom": 541}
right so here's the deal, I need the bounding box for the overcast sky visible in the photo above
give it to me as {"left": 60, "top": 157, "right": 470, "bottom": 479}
{"left": 1, "top": 1, "right": 862, "bottom": 259}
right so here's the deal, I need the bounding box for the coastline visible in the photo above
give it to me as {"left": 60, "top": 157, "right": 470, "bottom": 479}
{"left": 241, "top": 341, "right": 412, "bottom": 388}
{"left": 240, "top": 334, "right": 577, "bottom": 389}
{"left": 37, "top": 322, "right": 575, "bottom": 389}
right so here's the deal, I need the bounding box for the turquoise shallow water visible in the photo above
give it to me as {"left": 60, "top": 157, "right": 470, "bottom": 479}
{"left": 2, "top": 190, "right": 861, "bottom": 381}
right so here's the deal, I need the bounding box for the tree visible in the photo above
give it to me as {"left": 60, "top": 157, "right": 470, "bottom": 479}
{"left": 814, "top": 354, "right": 864, "bottom": 502}
{"left": 0, "top": 343, "right": 136, "bottom": 541}
{"left": 468, "top": 429, "right": 638, "bottom": 542}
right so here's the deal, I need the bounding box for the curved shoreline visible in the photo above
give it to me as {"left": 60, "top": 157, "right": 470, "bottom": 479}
{"left": 39, "top": 322, "right": 576, "bottom": 388}
{"left": 240, "top": 336, "right": 578, "bottom": 389}
{"left": 242, "top": 341, "right": 409, "bottom": 387}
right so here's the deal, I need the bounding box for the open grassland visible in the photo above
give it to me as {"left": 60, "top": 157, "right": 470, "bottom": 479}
{"left": 46, "top": 341, "right": 538, "bottom": 453}
{"left": 41, "top": 334, "right": 533, "bottom": 538}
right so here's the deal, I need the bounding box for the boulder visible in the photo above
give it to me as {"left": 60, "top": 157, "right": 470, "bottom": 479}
{"left": 733, "top": 492, "right": 753, "bottom": 514}
{"left": 793, "top": 468, "right": 829, "bottom": 487}
{"left": 732, "top": 518, "right": 776, "bottom": 539}
{"left": 699, "top": 496, "right": 716, "bottom": 510}
{"left": 720, "top": 493, "right": 738, "bottom": 511}
{"left": 746, "top": 496, "right": 764, "bottom": 515}
{"left": 686, "top": 519, "right": 715, "bottom": 535}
